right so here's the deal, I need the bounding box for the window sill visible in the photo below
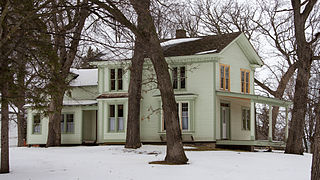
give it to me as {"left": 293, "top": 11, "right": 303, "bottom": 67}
{"left": 31, "top": 133, "right": 42, "bottom": 135}
{"left": 107, "top": 131, "right": 125, "bottom": 133}
{"left": 158, "top": 130, "right": 195, "bottom": 134}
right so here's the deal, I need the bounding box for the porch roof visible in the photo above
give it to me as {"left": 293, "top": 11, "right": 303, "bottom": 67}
{"left": 216, "top": 91, "right": 292, "bottom": 107}
{"left": 63, "top": 100, "right": 97, "bottom": 106}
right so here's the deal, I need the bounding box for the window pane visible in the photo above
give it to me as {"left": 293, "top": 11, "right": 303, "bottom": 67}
{"left": 61, "top": 115, "right": 65, "bottom": 132}
{"left": 118, "top": 69, "right": 123, "bottom": 90}
{"left": 110, "top": 69, "right": 116, "bottom": 90}
{"left": 66, "top": 114, "right": 74, "bottom": 133}
{"left": 241, "top": 71, "right": 245, "bottom": 93}
{"left": 225, "top": 67, "right": 229, "bottom": 90}
{"left": 246, "top": 109, "right": 250, "bottom": 130}
{"left": 242, "top": 109, "right": 246, "bottom": 130}
{"left": 182, "top": 103, "right": 188, "bottom": 130}
{"left": 118, "top": 105, "right": 123, "bottom": 117}
{"left": 180, "top": 67, "right": 186, "bottom": 89}
{"left": 33, "top": 114, "right": 41, "bottom": 133}
{"left": 246, "top": 72, "right": 249, "bottom": 93}
{"left": 241, "top": 82, "right": 244, "bottom": 93}
{"left": 220, "top": 66, "right": 224, "bottom": 89}
{"left": 110, "top": 69, "right": 115, "bottom": 79}
{"left": 118, "top": 117, "right": 124, "bottom": 131}
{"left": 34, "top": 114, "right": 40, "bottom": 124}
{"left": 173, "top": 67, "right": 178, "bottom": 89}
{"left": 109, "top": 117, "right": 115, "bottom": 131}
{"left": 109, "top": 105, "right": 115, "bottom": 117}
{"left": 109, "top": 105, "right": 115, "bottom": 131}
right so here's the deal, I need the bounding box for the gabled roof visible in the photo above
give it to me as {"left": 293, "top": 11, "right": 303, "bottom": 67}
{"left": 161, "top": 32, "right": 241, "bottom": 57}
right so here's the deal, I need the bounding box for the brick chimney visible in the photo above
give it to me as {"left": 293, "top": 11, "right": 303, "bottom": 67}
{"left": 176, "top": 29, "right": 187, "bottom": 38}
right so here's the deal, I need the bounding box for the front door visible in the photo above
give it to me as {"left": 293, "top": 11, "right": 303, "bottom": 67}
{"left": 221, "top": 103, "right": 230, "bottom": 140}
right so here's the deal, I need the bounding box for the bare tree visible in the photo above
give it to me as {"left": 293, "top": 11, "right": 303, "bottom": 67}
{"left": 90, "top": 0, "right": 188, "bottom": 163}
{"left": 285, "top": 0, "right": 319, "bottom": 155}
{"left": 45, "top": 0, "right": 89, "bottom": 147}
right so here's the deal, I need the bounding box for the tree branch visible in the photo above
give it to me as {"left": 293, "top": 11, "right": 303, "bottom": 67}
{"left": 254, "top": 78, "right": 276, "bottom": 96}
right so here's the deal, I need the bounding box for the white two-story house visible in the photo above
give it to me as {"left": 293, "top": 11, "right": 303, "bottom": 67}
{"left": 26, "top": 31, "right": 291, "bottom": 148}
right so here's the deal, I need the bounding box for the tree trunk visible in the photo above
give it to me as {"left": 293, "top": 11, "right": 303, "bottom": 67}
{"left": 0, "top": 69, "right": 10, "bottom": 173}
{"left": 311, "top": 100, "right": 320, "bottom": 180}
{"left": 16, "top": 63, "right": 26, "bottom": 147}
{"left": 285, "top": 0, "right": 315, "bottom": 155}
{"left": 125, "top": 37, "right": 145, "bottom": 149}
{"left": 285, "top": 60, "right": 311, "bottom": 154}
{"left": 129, "top": 0, "right": 188, "bottom": 163}
{"left": 46, "top": 92, "right": 64, "bottom": 147}
{"left": 149, "top": 46, "right": 188, "bottom": 163}
{"left": 17, "top": 105, "right": 26, "bottom": 147}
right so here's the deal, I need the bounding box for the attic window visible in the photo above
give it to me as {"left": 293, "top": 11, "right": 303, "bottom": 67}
{"left": 220, "top": 64, "right": 230, "bottom": 91}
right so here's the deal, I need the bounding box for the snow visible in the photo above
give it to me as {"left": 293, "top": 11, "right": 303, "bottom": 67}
{"left": 161, "top": 38, "right": 201, "bottom": 47}
{"left": 63, "top": 100, "right": 97, "bottom": 106}
{"left": 195, "top": 49, "right": 218, "bottom": 55}
{"left": 69, "top": 69, "right": 98, "bottom": 87}
{"left": 1, "top": 145, "right": 312, "bottom": 180}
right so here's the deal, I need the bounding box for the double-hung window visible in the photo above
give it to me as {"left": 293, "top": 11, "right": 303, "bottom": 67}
{"left": 61, "top": 114, "right": 74, "bottom": 133}
{"left": 172, "top": 66, "right": 186, "bottom": 90}
{"left": 220, "top": 64, "right": 230, "bottom": 91}
{"left": 32, "top": 114, "right": 41, "bottom": 134}
{"left": 241, "top": 69, "right": 250, "bottom": 93}
{"left": 242, "top": 108, "right": 250, "bottom": 130}
{"left": 110, "top": 68, "right": 123, "bottom": 91}
{"left": 109, "top": 104, "right": 124, "bottom": 132}
{"left": 163, "top": 102, "right": 189, "bottom": 131}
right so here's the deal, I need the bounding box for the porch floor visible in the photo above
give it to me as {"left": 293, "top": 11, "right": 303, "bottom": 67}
{"left": 216, "top": 140, "right": 286, "bottom": 148}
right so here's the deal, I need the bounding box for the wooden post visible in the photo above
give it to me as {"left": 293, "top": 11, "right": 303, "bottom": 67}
{"left": 285, "top": 107, "right": 289, "bottom": 142}
{"left": 268, "top": 105, "right": 272, "bottom": 142}
{"left": 250, "top": 100, "right": 255, "bottom": 140}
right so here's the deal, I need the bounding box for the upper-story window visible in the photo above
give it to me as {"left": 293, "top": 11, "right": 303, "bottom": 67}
{"left": 220, "top": 64, "right": 230, "bottom": 91}
{"left": 172, "top": 66, "right": 186, "bottom": 90}
{"left": 110, "top": 68, "right": 123, "bottom": 91}
{"left": 240, "top": 69, "right": 250, "bottom": 93}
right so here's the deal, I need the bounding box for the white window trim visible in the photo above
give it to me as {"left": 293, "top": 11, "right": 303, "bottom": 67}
{"left": 241, "top": 107, "right": 250, "bottom": 131}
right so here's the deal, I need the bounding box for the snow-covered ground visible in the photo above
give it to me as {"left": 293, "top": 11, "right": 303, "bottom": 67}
{"left": 0, "top": 145, "right": 312, "bottom": 180}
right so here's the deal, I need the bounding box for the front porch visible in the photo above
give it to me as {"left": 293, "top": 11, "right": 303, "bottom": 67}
{"left": 216, "top": 91, "right": 292, "bottom": 148}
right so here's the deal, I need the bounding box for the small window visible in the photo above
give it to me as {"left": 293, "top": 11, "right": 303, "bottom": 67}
{"left": 108, "top": 104, "right": 125, "bottom": 132}
{"left": 110, "top": 68, "right": 123, "bottom": 91}
{"left": 241, "top": 69, "right": 250, "bottom": 93}
{"left": 61, "top": 113, "right": 75, "bottom": 133}
{"left": 66, "top": 114, "right": 74, "bottom": 133}
{"left": 220, "top": 64, "right": 230, "bottom": 91}
{"left": 242, "top": 108, "right": 250, "bottom": 130}
{"left": 172, "top": 66, "right": 186, "bottom": 90}
{"left": 33, "top": 114, "right": 41, "bottom": 134}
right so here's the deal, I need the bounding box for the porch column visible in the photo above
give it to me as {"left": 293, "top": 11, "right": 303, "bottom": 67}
{"left": 250, "top": 100, "right": 255, "bottom": 140}
{"left": 285, "top": 107, "right": 289, "bottom": 141}
{"left": 268, "top": 104, "right": 272, "bottom": 142}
